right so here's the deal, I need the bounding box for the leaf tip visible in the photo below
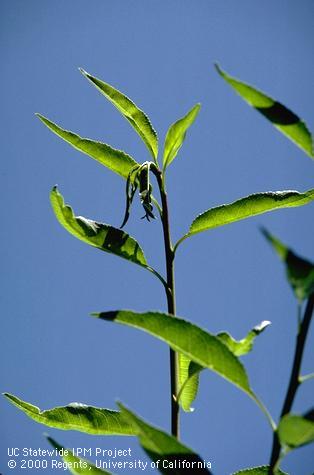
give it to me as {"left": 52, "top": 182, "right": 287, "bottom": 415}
{"left": 35, "top": 113, "right": 52, "bottom": 127}
{"left": 259, "top": 225, "right": 270, "bottom": 239}
{"left": 92, "top": 311, "right": 119, "bottom": 321}
{"left": 193, "top": 103, "right": 202, "bottom": 115}
{"left": 115, "top": 400, "right": 123, "bottom": 409}
{"left": 214, "top": 62, "right": 223, "bottom": 75}
{"left": 115, "top": 401, "right": 128, "bottom": 417}
{"left": 255, "top": 320, "right": 271, "bottom": 332}
{"left": 78, "top": 67, "right": 88, "bottom": 76}
{"left": 79, "top": 68, "right": 94, "bottom": 84}
{"left": 50, "top": 185, "right": 59, "bottom": 199}
{"left": 46, "top": 436, "right": 62, "bottom": 451}
{"left": 116, "top": 402, "right": 130, "bottom": 419}
{"left": 3, "top": 392, "right": 15, "bottom": 404}
{"left": 90, "top": 312, "right": 99, "bottom": 318}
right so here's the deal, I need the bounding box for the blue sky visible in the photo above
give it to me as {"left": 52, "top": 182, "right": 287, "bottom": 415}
{"left": 1, "top": 1, "right": 313, "bottom": 474}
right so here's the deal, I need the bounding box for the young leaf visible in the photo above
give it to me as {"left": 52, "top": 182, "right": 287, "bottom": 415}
{"left": 180, "top": 189, "right": 314, "bottom": 242}
{"left": 163, "top": 104, "right": 201, "bottom": 169}
{"left": 215, "top": 64, "right": 313, "bottom": 159}
{"left": 217, "top": 320, "right": 271, "bottom": 357}
{"left": 51, "top": 186, "right": 147, "bottom": 267}
{"left": 233, "top": 467, "right": 288, "bottom": 475}
{"left": 3, "top": 393, "right": 135, "bottom": 436}
{"left": 118, "top": 403, "right": 212, "bottom": 474}
{"left": 80, "top": 69, "right": 158, "bottom": 160}
{"left": 261, "top": 228, "right": 314, "bottom": 302}
{"left": 47, "top": 437, "right": 112, "bottom": 474}
{"left": 177, "top": 355, "right": 202, "bottom": 412}
{"left": 278, "top": 411, "right": 314, "bottom": 448}
{"left": 93, "top": 310, "right": 252, "bottom": 397}
{"left": 36, "top": 114, "right": 139, "bottom": 179}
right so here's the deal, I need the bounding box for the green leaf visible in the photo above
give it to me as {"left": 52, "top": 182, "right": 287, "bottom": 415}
{"left": 118, "top": 403, "right": 212, "bottom": 474}
{"left": 36, "top": 114, "right": 139, "bottom": 179}
{"left": 177, "top": 355, "right": 202, "bottom": 412}
{"left": 185, "top": 189, "right": 314, "bottom": 239}
{"left": 278, "top": 411, "right": 314, "bottom": 448}
{"left": 233, "top": 466, "right": 288, "bottom": 475}
{"left": 262, "top": 228, "right": 314, "bottom": 302}
{"left": 177, "top": 321, "right": 270, "bottom": 412}
{"left": 3, "top": 393, "right": 135, "bottom": 436}
{"left": 163, "top": 104, "right": 201, "bottom": 168}
{"left": 93, "top": 310, "right": 252, "bottom": 397}
{"left": 50, "top": 186, "right": 147, "bottom": 267}
{"left": 47, "top": 437, "right": 112, "bottom": 474}
{"left": 80, "top": 69, "right": 158, "bottom": 160}
{"left": 217, "top": 320, "right": 271, "bottom": 357}
{"left": 216, "top": 64, "right": 313, "bottom": 158}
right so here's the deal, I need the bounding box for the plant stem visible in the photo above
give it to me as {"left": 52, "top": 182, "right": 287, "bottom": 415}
{"left": 269, "top": 293, "right": 314, "bottom": 472}
{"left": 154, "top": 168, "right": 180, "bottom": 438}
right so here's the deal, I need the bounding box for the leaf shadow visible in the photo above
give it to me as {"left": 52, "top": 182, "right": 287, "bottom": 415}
{"left": 256, "top": 101, "right": 300, "bottom": 125}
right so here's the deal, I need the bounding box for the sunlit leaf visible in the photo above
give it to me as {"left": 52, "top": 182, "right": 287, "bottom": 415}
{"left": 217, "top": 320, "right": 271, "bottom": 357}
{"left": 216, "top": 64, "right": 313, "bottom": 158}
{"left": 51, "top": 186, "right": 147, "bottom": 267}
{"left": 278, "top": 411, "right": 314, "bottom": 448}
{"left": 177, "top": 356, "right": 202, "bottom": 412}
{"left": 233, "top": 466, "right": 288, "bottom": 475}
{"left": 4, "top": 393, "right": 135, "bottom": 436}
{"left": 163, "top": 104, "right": 200, "bottom": 168}
{"left": 80, "top": 69, "right": 158, "bottom": 160}
{"left": 262, "top": 228, "right": 314, "bottom": 302}
{"left": 178, "top": 321, "right": 270, "bottom": 412}
{"left": 183, "top": 189, "right": 314, "bottom": 240}
{"left": 93, "top": 310, "right": 252, "bottom": 397}
{"left": 118, "top": 403, "right": 212, "bottom": 474}
{"left": 36, "top": 114, "right": 139, "bottom": 179}
{"left": 47, "top": 437, "right": 111, "bottom": 474}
